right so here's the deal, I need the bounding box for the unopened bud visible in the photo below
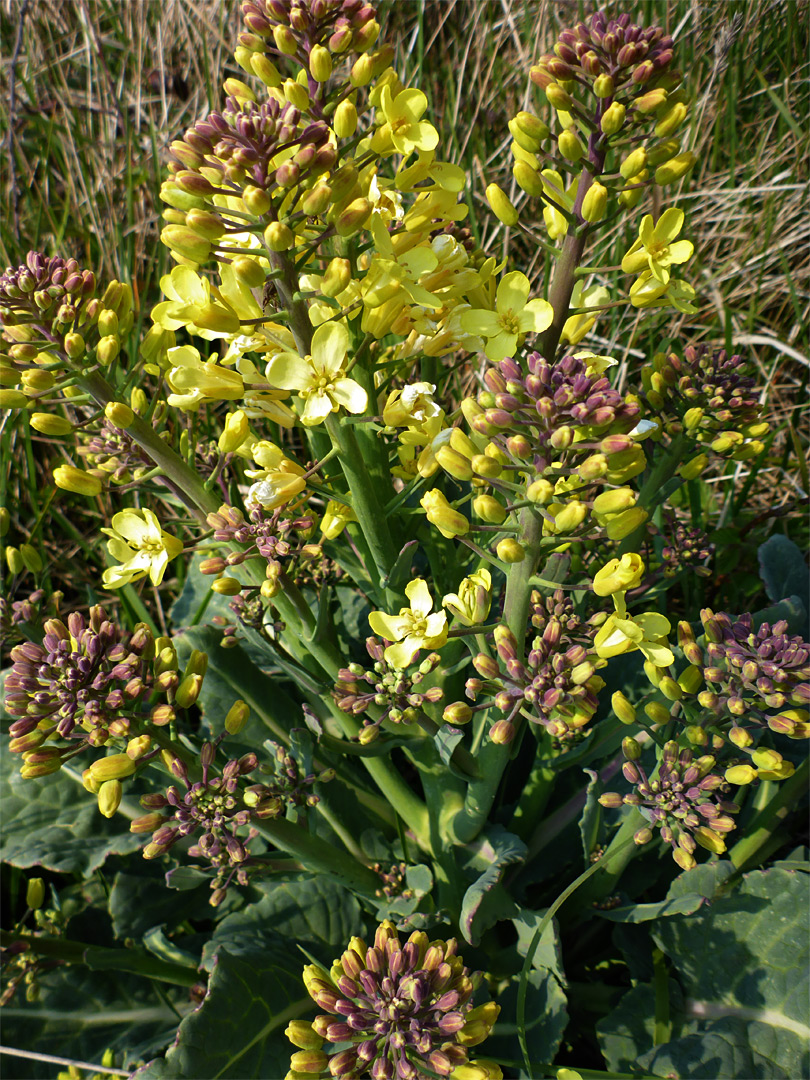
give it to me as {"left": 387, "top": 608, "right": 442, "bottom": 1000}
{"left": 600, "top": 101, "right": 626, "bottom": 135}
{"left": 512, "top": 160, "right": 544, "bottom": 197}
{"left": 490, "top": 719, "right": 515, "bottom": 744}
{"left": 581, "top": 181, "right": 608, "bottom": 222}
{"left": 252, "top": 54, "right": 282, "bottom": 88}
{"left": 104, "top": 401, "right": 134, "bottom": 429}
{"left": 263, "top": 221, "right": 295, "bottom": 251}
{"left": 485, "top": 183, "right": 519, "bottom": 226}
{"left": 97, "top": 779, "right": 123, "bottom": 818}
{"left": 212, "top": 576, "right": 242, "bottom": 595}
{"left": 654, "top": 151, "right": 696, "bottom": 186}
{"left": 644, "top": 701, "right": 671, "bottom": 725}
{"left": 473, "top": 494, "right": 507, "bottom": 524}
{"left": 496, "top": 538, "right": 525, "bottom": 563}
{"left": 655, "top": 102, "right": 688, "bottom": 139}
{"left": 225, "top": 699, "right": 250, "bottom": 734}
{"left": 335, "top": 197, "right": 372, "bottom": 237}
{"left": 19, "top": 543, "right": 42, "bottom": 573}
{"left": 161, "top": 225, "right": 212, "bottom": 263}
{"left": 26, "top": 878, "right": 46, "bottom": 910}
{"left": 89, "top": 753, "right": 136, "bottom": 782}
{"left": 612, "top": 691, "right": 637, "bottom": 725}
{"left": 593, "top": 73, "right": 614, "bottom": 97}
{"left": 54, "top": 465, "right": 103, "bottom": 497}
{"left": 218, "top": 409, "right": 250, "bottom": 453}
{"left": 678, "top": 454, "right": 708, "bottom": 481}
{"left": 558, "top": 129, "right": 584, "bottom": 161}
{"left": 443, "top": 702, "right": 473, "bottom": 725}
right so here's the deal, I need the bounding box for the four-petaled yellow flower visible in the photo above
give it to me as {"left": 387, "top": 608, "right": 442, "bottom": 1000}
{"left": 368, "top": 578, "right": 448, "bottom": 669}
{"left": 244, "top": 441, "right": 307, "bottom": 511}
{"left": 101, "top": 509, "right": 183, "bottom": 589}
{"left": 460, "top": 272, "right": 553, "bottom": 362}
{"left": 265, "top": 321, "right": 367, "bottom": 426}
{"left": 594, "top": 589, "right": 675, "bottom": 668}
{"left": 380, "top": 87, "right": 439, "bottom": 156}
{"left": 629, "top": 272, "right": 698, "bottom": 314}
{"left": 152, "top": 265, "right": 240, "bottom": 337}
{"left": 621, "top": 208, "right": 693, "bottom": 284}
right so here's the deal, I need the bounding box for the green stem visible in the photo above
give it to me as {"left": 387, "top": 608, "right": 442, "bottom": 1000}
{"left": 563, "top": 807, "right": 646, "bottom": 919}
{"left": 76, "top": 371, "right": 219, "bottom": 522}
{"left": 252, "top": 816, "right": 379, "bottom": 896}
{"left": 0, "top": 931, "right": 198, "bottom": 987}
{"left": 324, "top": 413, "right": 398, "bottom": 594}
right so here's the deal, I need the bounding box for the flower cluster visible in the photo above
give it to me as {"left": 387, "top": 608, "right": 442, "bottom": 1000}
{"left": 4, "top": 608, "right": 172, "bottom": 765}
{"left": 334, "top": 638, "right": 444, "bottom": 740}
{"left": 660, "top": 515, "right": 713, "bottom": 578}
{"left": 0, "top": 253, "right": 133, "bottom": 409}
{"left": 642, "top": 345, "right": 770, "bottom": 463}
{"left": 599, "top": 738, "right": 739, "bottom": 870}
{"left": 203, "top": 501, "right": 316, "bottom": 594}
{"left": 681, "top": 610, "right": 810, "bottom": 741}
{"left": 134, "top": 736, "right": 324, "bottom": 900}
{"left": 469, "top": 590, "right": 604, "bottom": 745}
{"left": 287, "top": 920, "right": 500, "bottom": 1079}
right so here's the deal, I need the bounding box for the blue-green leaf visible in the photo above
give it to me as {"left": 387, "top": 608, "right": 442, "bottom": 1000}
{"left": 459, "top": 825, "right": 525, "bottom": 945}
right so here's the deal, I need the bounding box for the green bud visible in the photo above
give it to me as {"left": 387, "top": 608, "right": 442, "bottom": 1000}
{"left": 0, "top": 507, "right": 8, "bottom": 537}
{"left": 130, "top": 387, "right": 148, "bottom": 415}
{"left": 96, "top": 335, "right": 120, "bottom": 366}
{"left": 26, "top": 878, "right": 46, "bottom": 910}
{"left": 443, "top": 702, "right": 473, "bottom": 725}
{"left": 321, "top": 257, "right": 351, "bottom": 297}
{"left": 22, "top": 368, "right": 55, "bottom": 393}
{"left": 97, "top": 308, "right": 119, "bottom": 337}
{"left": 655, "top": 102, "right": 688, "bottom": 139}
{"left": 644, "top": 701, "right": 671, "bottom": 725}
{"left": 0, "top": 389, "right": 27, "bottom": 408}
{"left": 678, "top": 453, "right": 708, "bottom": 481}
{"left": 654, "top": 151, "right": 696, "bottom": 186}
{"left": 545, "top": 83, "right": 573, "bottom": 109}
{"left": 19, "top": 543, "right": 42, "bottom": 574}
{"left": 593, "top": 73, "right": 614, "bottom": 98}
{"left": 243, "top": 185, "right": 272, "bottom": 216}
{"left": 175, "top": 673, "right": 204, "bottom": 709}
{"left": 301, "top": 182, "right": 332, "bottom": 216}
{"left": 225, "top": 699, "right": 250, "bottom": 735}
{"left": 622, "top": 736, "right": 642, "bottom": 760}
{"left": 212, "top": 576, "right": 243, "bottom": 595}
{"left": 5, "top": 546, "right": 24, "bottom": 575}
{"left": 472, "top": 494, "right": 507, "bottom": 524}
{"left": 335, "top": 197, "right": 372, "bottom": 237}
{"left": 620, "top": 147, "right": 648, "bottom": 180}
{"left": 658, "top": 676, "right": 683, "bottom": 701}
{"left": 496, "top": 538, "right": 525, "bottom": 563}
{"left": 285, "top": 1020, "right": 323, "bottom": 1051}
{"left": 186, "top": 208, "right": 225, "bottom": 240}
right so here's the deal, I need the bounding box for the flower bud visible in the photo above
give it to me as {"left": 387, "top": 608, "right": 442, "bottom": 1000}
{"left": 485, "top": 183, "right": 519, "bottom": 227}
{"left": 496, "top": 538, "right": 525, "bottom": 563}
{"left": 0, "top": 507, "right": 8, "bottom": 537}
{"left": 605, "top": 507, "right": 647, "bottom": 540}
{"left": 600, "top": 101, "right": 626, "bottom": 135}
{"left": 421, "top": 489, "right": 469, "bottom": 538}
{"left": 225, "top": 699, "right": 250, "bottom": 735}
{"left": 612, "top": 691, "right": 637, "bottom": 725}
{"left": 658, "top": 676, "right": 683, "bottom": 701}
{"left": 252, "top": 54, "right": 282, "bottom": 87}
{"left": 473, "top": 495, "right": 507, "bottom": 525}
{"left": 335, "top": 197, "right": 372, "bottom": 237}
{"left": 644, "top": 701, "right": 670, "bottom": 725}
{"left": 512, "top": 160, "right": 545, "bottom": 197}
{"left": 634, "top": 87, "right": 668, "bottom": 113}
{"left": 527, "top": 478, "right": 554, "bottom": 504}
{"left": 553, "top": 502, "right": 588, "bottom": 533}
{"left": 96, "top": 335, "right": 120, "bottom": 366}
{"left": 5, "top": 546, "right": 24, "bottom": 575}
{"left": 655, "top": 102, "right": 688, "bottom": 139}
{"left": 286, "top": 1021, "right": 324, "bottom": 1052}
{"left": 678, "top": 454, "right": 708, "bottom": 481}
{"left": 443, "top": 702, "right": 473, "bottom": 725}
{"left": 725, "top": 763, "right": 757, "bottom": 786}
{"left": 558, "top": 129, "right": 584, "bottom": 161}
{"left": 104, "top": 401, "right": 134, "bottom": 429}
{"left": 620, "top": 147, "right": 648, "bottom": 180}
{"left": 218, "top": 409, "right": 250, "bottom": 453}
{"left": 22, "top": 368, "right": 55, "bottom": 393}
{"left": 545, "top": 83, "right": 573, "bottom": 109}
{"left": 592, "top": 488, "right": 636, "bottom": 516}
{"left": 490, "top": 719, "right": 515, "bottom": 744}
{"left": 264, "top": 221, "right": 295, "bottom": 251}
{"left": 654, "top": 151, "right": 696, "bottom": 186}
{"left": 161, "top": 225, "right": 212, "bottom": 263}
{"left": 54, "top": 465, "right": 103, "bottom": 497}
{"left": 678, "top": 665, "right": 703, "bottom": 695}
{"left": 89, "top": 753, "right": 136, "bottom": 782}
{"left": 333, "top": 99, "right": 358, "bottom": 139}
{"left": 126, "top": 735, "right": 152, "bottom": 760}
{"left": 593, "top": 73, "right": 614, "bottom": 97}
{"left": 581, "top": 181, "right": 608, "bottom": 222}
{"left": 175, "top": 673, "right": 204, "bottom": 708}
{"left": 98, "top": 779, "right": 123, "bottom": 818}
{"left": 212, "top": 576, "right": 243, "bottom": 596}
{"left": 26, "top": 878, "right": 46, "bottom": 910}
{"left": 0, "top": 390, "right": 27, "bottom": 408}
{"left": 19, "top": 543, "right": 42, "bottom": 573}
{"left": 309, "top": 43, "right": 332, "bottom": 82}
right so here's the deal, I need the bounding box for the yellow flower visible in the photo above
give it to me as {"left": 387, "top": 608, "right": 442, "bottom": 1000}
{"left": 539, "top": 169, "right": 578, "bottom": 240}
{"left": 383, "top": 382, "right": 443, "bottom": 428}
{"left": 151, "top": 265, "right": 240, "bottom": 337}
{"left": 244, "top": 441, "right": 307, "bottom": 511}
{"left": 442, "top": 569, "right": 492, "bottom": 626}
{"left": 593, "top": 554, "right": 645, "bottom": 596}
{"left": 368, "top": 578, "right": 448, "bottom": 669}
{"left": 320, "top": 500, "right": 357, "bottom": 540}
{"left": 629, "top": 272, "right": 698, "bottom": 314}
{"left": 165, "top": 345, "right": 245, "bottom": 410}
{"left": 561, "top": 282, "right": 611, "bottom": 345}
{"left": 265, "top": 321, "right": 367, "bottom": 426}
{"left": 101, "top": 509, "right": 183, "bottom": 589}
{"left": 621, "top": 208, "right": 693, "bottom": 284}
{"left": 380, "top": 86, "right": 439, "bottom": 156}
{"left": 594, "top": 590, "right": 675, "bottom": 667}
{"left": 460, "top": 272, "right": 553, "bottom": 362}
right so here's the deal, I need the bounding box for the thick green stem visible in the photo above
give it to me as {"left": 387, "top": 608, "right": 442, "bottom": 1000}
{"left": 324, "top": 413, "right": 398, "bottom": 594}
{"left": 0, "top": 930, "right": 199, "bottom": 987}
{"left": 252, "top": 816, "right": 379, "bottom": 895}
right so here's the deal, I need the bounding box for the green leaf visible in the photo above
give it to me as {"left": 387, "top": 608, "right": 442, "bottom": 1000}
{"left": 599, "top": 869, "right": 810, "bottom": 1079}
{"left": 459, "top": 825, "right": 525, "bottom": 945}
{"left": 758, "top": 534, "right": 810, "bottom": 604}
{"left": 134, "top": 945, "right": 309, "bottom": 1079}
{"left": 109, "top": 866, "right": 212, "bottom": 940}
{"left": 578, "top": 768, "right": 604, "bottom": 867}
{"left": 512, "top": 907, "right": 565, "bottom": 984}
{"left": 201, "top": 877, "right": 364, "bottom": 971}
{"left": 1, "top": 965, "right": 187, "bottom": 1078}
{"left": 0, "top": 746, "right": 140, "bottom": 875}
{"left": 484, "top": 967, "right": 568, "bottom": 1079}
